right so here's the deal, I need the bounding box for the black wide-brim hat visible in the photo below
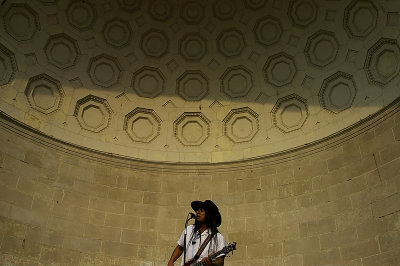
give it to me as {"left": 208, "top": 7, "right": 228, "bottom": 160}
{"left": 191, "top": 200, "right": 221, "bottom": 227}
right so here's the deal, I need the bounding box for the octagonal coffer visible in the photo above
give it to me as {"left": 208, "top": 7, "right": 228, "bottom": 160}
{"left": 177, "top": 70, "right": 209, "bottom": 101}
{"left": 288, "top": 0, "right": 318, "bottom": 28}
{"left": 181, "top": 1, "right": 205, "bottom": 24}
{"left": 220, "top": 65, "right": 253, "bottom": 98}
{"left": 305, "top": 30, "right": 339, "bottom": 68}
{"left": 179, "top": 33, "right": 208, "bottom": 61}
{"left": 271, "top": 94, "right": 309, "bottom": 133}
{"left": 24, "top": 73, "right": 64, "bottom": 114}
{"left": 44, "top": 33, "right": 80, "bottom": 69}
{"left": 118, "top": 0, "right": 142, "bottom": 12}
{"left": 124, "top": 107, "right": 162, "bottom": 143}
{"left": 243, "top": 0, "right": 267, "bottom": 10}
{"left": 140, "top": 29, "right": 169, "bottom": 58}
{"left": 213, "top": 0, "right": 237, "bottom": 21}
{"left": 102, "top": 18, "right": 132, "bottom": 48}
{"left": 131, "top": 66, "right": 165, "bottom": 98}
{"left": 87, "top": 54, "right": 121, "bottom": 88}
{"left": 344, "top": 0, "right": 378, "bottom": 38}
{"left": 66, "top": 0, "right": 96, "bottom": 31}
{"left": 217, "top": 29, "right": 246, "bottom": 57}
{"left": 319, "top": 71, "right": 357, "bottom": 113}
{"left": 174, "top": 112, "right": 210, "bottom": 146}
{"left": 74, "top": 95, "right": 113, "bottom": 133}
{"left": 254, "top": 16, "right": 282, "bottom": 47}
{"left": 223, "top": 107, "right": 259, "bottom": 143}
{"left": 364, "top": 38, "right": 400, "bottom": 87}
{"left": 0, "top": 42, "right": 17, "bottom": 86}
{"left": 263, "top": 52, "right": 297, "bottom": 87}
{"left": 3, "top": 3, "right": 40, "bottom": 41}
{"left": 149, "top": 0, "right": 173, "bottom": 21}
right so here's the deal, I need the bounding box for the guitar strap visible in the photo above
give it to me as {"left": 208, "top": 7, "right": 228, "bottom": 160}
{"left": 192, "top": 234, "right": 212, "bottom": 263}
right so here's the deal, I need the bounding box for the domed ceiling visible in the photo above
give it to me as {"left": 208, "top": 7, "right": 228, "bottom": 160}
{"left": 0, "top": 0, "right": 399, "bottom": 163}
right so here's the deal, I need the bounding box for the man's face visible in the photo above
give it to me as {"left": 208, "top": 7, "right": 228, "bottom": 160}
{"left": 196, "top": 207, "right": 206, "bottom": 223}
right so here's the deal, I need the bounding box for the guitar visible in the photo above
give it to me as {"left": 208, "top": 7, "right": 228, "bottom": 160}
{"left": 184, "top": 242, "right": 236, "bottom": 266}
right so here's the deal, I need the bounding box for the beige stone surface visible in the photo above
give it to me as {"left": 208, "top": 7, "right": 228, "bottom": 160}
{"left": 0, "top": 100, "right": 399, "bottom": 265}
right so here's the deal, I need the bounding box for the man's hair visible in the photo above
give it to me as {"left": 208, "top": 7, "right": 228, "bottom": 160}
{"left": 190, "top": 208, "right": 220, "bottom": 253}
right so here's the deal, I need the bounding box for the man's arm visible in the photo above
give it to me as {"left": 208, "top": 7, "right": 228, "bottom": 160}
{"left": 167, "top": 245, "right": 183, "bottom": 266}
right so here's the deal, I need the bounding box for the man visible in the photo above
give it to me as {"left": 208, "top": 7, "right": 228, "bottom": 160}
{"left": 167, "top": 200, "right": 225, "bottom": 266}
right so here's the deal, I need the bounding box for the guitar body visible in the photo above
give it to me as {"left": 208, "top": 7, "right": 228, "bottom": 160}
{"left": 183, "top": 242, "right": 236, "bottom": 266}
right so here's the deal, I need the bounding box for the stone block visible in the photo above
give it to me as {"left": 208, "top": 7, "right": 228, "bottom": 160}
{"left": 0, "top": 185, "right": 33, "bottom": 209}
{"left": 121, "top": 229, "right": 157, "bottom": 245}
{"left": 292, "top": 180, "right": 312, "bottom": 196}
{"left": 68, "top": 206, "right": 90, "bottom": 223}
{"left": 213, "top": 192, "right": 245, "bottom": 205}
{"left": 379, "top": 230, "right": 400, "bottom": 252}
{"left": 303, "top": 248, "right": 341, "bottom": 266}
{"left": 47, "top": 216, "right": 84, "bottom": 236}
{"left": 39, "top": 246, "right": 82, "bottom": 265}
{"left": 246, "top": 215, "right": 281, "bottom": 231}
{"left": 17, "top": 177, "right": 53, "bottom": 199}
{"left": 327, "top": 146, "right": 361, "bottom": 172}
{"left": 247, "top": 242, "right": 282, "bottom": 258}
{"left": 273, "top": 197, "right": 298, "bottom": 213}
{"left": 84, "top": 224, "right": 121, "bottom": 242}
{"left": 319, "top": 227, "right": 358, "bottom": 249}
{"left": 0, "top": 139, "right": 25, "bottom": 160}
{"left": 380, "top": 141, "right": 400, "bottom": 164}
{"left": 228, "top": 177, "right": 261, "bottom": 193}
{"left": 340, "top": 238, "right": 380, "bottom": 261}
{"left": 335, "top": 207, "right": 372, "bottom": 231}
{"left": 24, "top": 149, "right": 43, "bottom": 168}
{"left": 160, "top": 174, "right": 195, "bottom": 193}
{"left": 105, "top": 213, "right": 140, "bottom": 230}
{"left": 379, "top": 157, "right": 400, "bottom": 181}
{"left": 0, "top": 169, "right": 19, "bottom": 187}
{"left": 372, "top": 192, "right": 400, "bottom": 218}
{"left": 63, "top": 190, "right": 90, "bottom": 208}
{"left": 283, "top": 236, "right": 319, "bottom": 256}
{"left": 143, "top": 192, "right": 177, "bottom": 206}
{"left": 359, "top": 130, "right": 394, "bottom": 159}
{"left": 89, "top": 197, "right": 124, "bottom": 214}
{"left": 283, "top": 254, "right": 303, "bottom": 266}
{"left": 59, "top": 162, "right": 93, "bottom": 182}
{"left": 9, "top": 205, "right": 46, "bottom": 227}
{"left": 228, "top": 230, "right": 263, "bottom": 246}
{"left": 89, "top": 210, "right": 106, "bottom": 225}
{"left": 362, "top": 248, "right": 400, "bottom": 266}
{"left": 294, "top": 160, "right": 328, "bottom": 181}
{"left": 264, "top": 224, "right": 299, "bottom": 243}
{"left": 140, "top": 217, "right": 176, "bottom": 232}
{"left": 73, "top": 180, "right": 109, "bottom": 198}
{"left": 94, "top": 171, "right": 128, "bottom": 189}
{"left": 109, "top": 188, "right": 143, "bottom": 203}
{"left": 125, "top": 202, "right": 159, "bottom": 218}
{"left": 127, "top": 174, "right": 161, "bottom": 192}
{"left": 313, "top": 156, "right": 375, "bottom": 191}
{"left": 393, "top": 123, "right": 400, "bottom": 141}
{"left": 299, "top": 216, "right": 336, "bottom": 237}
{"left": 244, "top": 189, "right": 274, "bottom": 203}
{"left": 31, "top": 196, "right": 52, "bottom": 215}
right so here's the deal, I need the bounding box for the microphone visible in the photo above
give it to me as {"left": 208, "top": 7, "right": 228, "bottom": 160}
{"left": 188, "top": 212, "right": 196, "bottom": 219}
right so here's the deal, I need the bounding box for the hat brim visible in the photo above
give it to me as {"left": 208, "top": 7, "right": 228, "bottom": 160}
{"left": 191, "top": 200, "right": 221, "bottom": 227}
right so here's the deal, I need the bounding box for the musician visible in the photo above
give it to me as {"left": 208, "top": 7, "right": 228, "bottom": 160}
{"left": 167, "top": 200, "right": 225, "bottom": 266}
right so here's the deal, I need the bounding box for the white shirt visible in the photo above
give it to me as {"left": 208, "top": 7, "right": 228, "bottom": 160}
{"left": 178, "top": 225, "right": 225, "bottom": 265}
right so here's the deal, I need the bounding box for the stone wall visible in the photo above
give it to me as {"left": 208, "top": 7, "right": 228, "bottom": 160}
{"left": 0, "top": 100, "right": 400, "bottom": 265}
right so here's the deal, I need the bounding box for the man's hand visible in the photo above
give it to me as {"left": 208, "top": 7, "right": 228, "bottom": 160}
{"left": 201, "top": 257, "right": 212, "bottom": 266}
{"left": 200, "top": 256, "right": 224, "bottom": 266}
